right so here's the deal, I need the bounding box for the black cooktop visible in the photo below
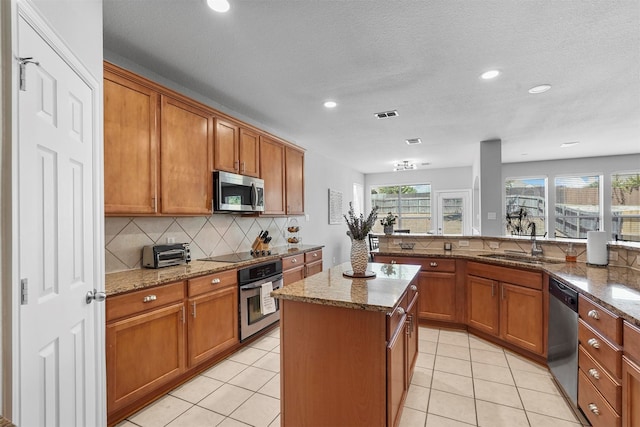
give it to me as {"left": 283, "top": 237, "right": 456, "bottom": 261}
{"left": 200, "top": 251, "right": 272, "bottom": 263}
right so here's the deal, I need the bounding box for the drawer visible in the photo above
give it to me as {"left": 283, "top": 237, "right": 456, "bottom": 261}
{"left": 579, "top": 295, "right": 622, "bottom": 345}
{"left": 106, "top": 281, "right": 185, "bottom": 322}
{"left": 387, "top": 292, "right": 408, "bottom": 341}
{"left": 623, "top": 321, "right": 640, "bottom": 365}
{"left": 579, "top": 319, "right": 623, "bottom": 379}
{"left": 579, "top": 345, "right": 622, "bottom": 411}
{"left": 282, "top": 254, "right": 304, "bottom": 271}
{"left": 578, "top": 369, "right": 621, "bottom": 427}
{"left": 421, "top": 258, "right": 456, "bottom": 273}
{"left": 304, "top": 249, "right": 323, "bottom": 263}
{"left": 188, "top": 269, "right": 237, "bottom": 297}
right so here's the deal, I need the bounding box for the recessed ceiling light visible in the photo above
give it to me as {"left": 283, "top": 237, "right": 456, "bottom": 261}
{"left": 480, "top": 70, "right": 501, "bottom": 80}
{"left": 374, "top": 110, "right": 399, "bottom": 119}
{"left": 528, "top": 84, "right": 552, "bottom": 94}
{"left": 405, "top": 138, "right": 422, "bottom": 145}
{"left": 207, "top": 0, "right": 230, "bottom": 13}
{"left": 560, "top": 141, "right": 580, "bottom": 148}
{"left": 323, "top": 101, "right": 337, "bottom": 108}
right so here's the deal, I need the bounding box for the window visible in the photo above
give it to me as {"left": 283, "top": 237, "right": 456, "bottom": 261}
{"left": 611, "top": 172, "right": 640, "bottom": 242}
{"left": 554, "top": 175, "right": 601, "bottom": 238}
{"left": 505, "top": 178, "right": 546, "bottom": 236}
{"left": 370, "top": 184, "right": 431, "bottom": 233}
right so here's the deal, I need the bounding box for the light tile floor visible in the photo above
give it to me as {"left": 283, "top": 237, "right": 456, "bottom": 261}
{"left": 116, "top": 326, "right": 587, "bottom": 427}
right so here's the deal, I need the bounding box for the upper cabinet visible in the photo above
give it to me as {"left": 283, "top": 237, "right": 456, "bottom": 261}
{"left": 260, "top": 135, "right": 286, "bottom": 215}
{"left": 104, "top": 61, "right": 303, "bottom": 217}
{"left": 285, "top": 146, "right": 305, "bottom": 215}
{"left": 104, "top": 66, "right": 159, "bottom": 215}
{"left": 160, "top": 96, "right": 213, "bottom": 215}
{"left": 214, "top": 120, "right": 260, "bottom": 178}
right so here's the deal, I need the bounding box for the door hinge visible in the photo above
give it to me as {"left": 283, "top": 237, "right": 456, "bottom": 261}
{"left": 20, "top": 278, "right": 28, "bottom": 305}
{"left": 17, "top": 57, "right": 40, "bottom": 91}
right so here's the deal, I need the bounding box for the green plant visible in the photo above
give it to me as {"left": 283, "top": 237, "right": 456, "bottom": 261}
{"left": 344, "top": 203, "right": 379, "bottom": 240}
{"left": 380, "top": 212, "right": 397, "bottom": 226}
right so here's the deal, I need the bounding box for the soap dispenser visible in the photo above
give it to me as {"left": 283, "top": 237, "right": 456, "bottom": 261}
{"left": 565, "top": 243, "right": 577, "bottom": 262}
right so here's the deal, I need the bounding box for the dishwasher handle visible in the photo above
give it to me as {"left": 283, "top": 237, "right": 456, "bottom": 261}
{"left": 549, "top": 278, "right": 578, "bottom": 312}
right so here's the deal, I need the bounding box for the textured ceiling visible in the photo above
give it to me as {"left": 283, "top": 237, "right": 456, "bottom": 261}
{"left": 103, "top": 0, "right": 640, "bottom": 174}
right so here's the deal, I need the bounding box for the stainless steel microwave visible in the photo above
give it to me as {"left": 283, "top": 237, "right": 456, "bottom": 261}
{"left": 213, "top": 171, "right": 265, "bottom": 213}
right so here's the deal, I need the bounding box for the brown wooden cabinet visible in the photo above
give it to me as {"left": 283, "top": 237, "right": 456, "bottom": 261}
{"left": 106, "top": 281, "right": 186, "bottom": 416}
{"left": 213, "top": 120, "right": 260, "bottom": 178}
{"left": 387, "top": 307, "right": 407, "bottom": 427}
{"left": 104, "top": 65, "right": 159, "bottom": 214}
{"left": 466, "top": 261, "right": 544, "bottom": 355}
{"left": 285, "top": 146, "right": 305, "bottom": 215}
{"left": 622, "top": 322, "right": 640, "bottom": 427}
{"left": 186, "top": 270, "right": 239, "bottom": 367}
{"left": 578, "top": 294, "right": 623, "bottom": 426}
{"left": 304, "top": 249, "right": 323, "bottom": 277}
{"left": 260, "top": 135, "right": 286, "bottom": 215}
{"left": 160, "top": 95, "right": 213, "bottom": 215}
{"left": 282, "top": 253, "right": 305, "bottom": 286}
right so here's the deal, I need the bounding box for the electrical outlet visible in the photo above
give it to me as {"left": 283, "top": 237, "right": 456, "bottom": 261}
{"left": 167, "top": 237, "right": 175, "bottom": 244}
{"left": 609, "top": 251, "right": 619, "bottom": 261}
{"left": 458, "top": 240, "right": 469, "bottom": 247}
{"left": 489, "top": 241, "right": 499, "bottom": 249}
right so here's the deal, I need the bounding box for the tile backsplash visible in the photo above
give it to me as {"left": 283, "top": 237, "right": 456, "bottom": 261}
{"left": 105, "top": 215, "right": 295, "bottom": 273}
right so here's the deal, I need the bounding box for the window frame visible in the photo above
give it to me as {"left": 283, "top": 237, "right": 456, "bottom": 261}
{"left": 553, "top": 173, "right": 603, "bottom": 239}
{"left": 504, "top": 176, "right": 548, "bottom": 237}
{"left": 610, "top": 170, "right": 640, "bottom": 242}
{"left": 369, "top": 183, "right": 432, "bottom": 234}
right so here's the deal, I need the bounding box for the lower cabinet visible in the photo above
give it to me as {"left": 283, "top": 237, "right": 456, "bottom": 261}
{"left": 466, "top": 262, "right": 544, "bottom": 355}
{"left": 283, "top": 249, "right": 323, "bottom": 285}
{"left": 623, "top": 322, "right": 640, "bottom": 427}
{"left": 387, "top": 310, "right": 407, "bottom": 427}
{"left": 106, "top": 282, "right": 187, "bottom": 415}
{"left": 187, "top": 271, "right": 239, "bottom": 367}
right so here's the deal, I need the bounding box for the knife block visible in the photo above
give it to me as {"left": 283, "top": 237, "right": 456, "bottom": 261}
{"left": 251, "top": 236, "right": 270, "bottom": 253}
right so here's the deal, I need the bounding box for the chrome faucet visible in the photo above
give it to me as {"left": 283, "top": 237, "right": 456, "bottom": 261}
{"left": 530, "top": 223, "right": 543, "bottom": 257}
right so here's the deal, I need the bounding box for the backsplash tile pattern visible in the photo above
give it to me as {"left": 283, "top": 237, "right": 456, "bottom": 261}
{"left": 105, "top": 215, "right": 292, "bottom": 273}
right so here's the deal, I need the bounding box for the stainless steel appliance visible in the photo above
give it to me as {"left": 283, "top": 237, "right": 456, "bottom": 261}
{"left": 548, "top": 277, "right": 579, "bottom": 405}
{"left": 142, "top": 243, "right": 191, "bottom": 268}
{"left": 214, "top": 171, "right": 265, "bottom": 213}
{"left": 238, "top": 260, "right": 283, "bottom": 341}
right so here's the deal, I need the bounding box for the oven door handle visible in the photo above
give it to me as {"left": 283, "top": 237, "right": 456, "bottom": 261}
{"left": 240, "top": 278, "right": 283, "bottom": 291}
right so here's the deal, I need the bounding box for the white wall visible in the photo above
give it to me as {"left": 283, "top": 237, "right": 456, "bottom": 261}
{"left": 503, "top": 154, "right": 640, "bottom": 239}
{"left": 480, "top": 139, "right": 503, "bottom": 236}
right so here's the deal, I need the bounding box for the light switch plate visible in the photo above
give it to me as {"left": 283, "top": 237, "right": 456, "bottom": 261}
{"left": 458, "top": 240, "right": 469, "bottom": 247}
{"left": 487, "top": 212, "right": 497, "bottom": 220}
{"left": 444, "top": 242, "right": 452, "bottom": 251}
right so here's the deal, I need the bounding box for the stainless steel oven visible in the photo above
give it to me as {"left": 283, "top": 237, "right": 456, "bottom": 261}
{"left": 238, "top": 260, "right": 283, "bottom": 341}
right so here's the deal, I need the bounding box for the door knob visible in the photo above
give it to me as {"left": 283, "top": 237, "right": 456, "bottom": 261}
{"left": 85, "top": 289, "right": 106, "bottom": 304}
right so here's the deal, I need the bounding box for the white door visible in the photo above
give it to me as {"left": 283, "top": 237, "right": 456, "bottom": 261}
{"left": 435, "top": 190, "right": 472, "bottom": 235}
{"left": 17, "top": 14, "right": 103, "bottom": 427}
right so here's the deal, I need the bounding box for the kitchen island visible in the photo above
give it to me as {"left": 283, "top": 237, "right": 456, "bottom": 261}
{"left": 271, "top": 262, "right": 421, "bottom": 427}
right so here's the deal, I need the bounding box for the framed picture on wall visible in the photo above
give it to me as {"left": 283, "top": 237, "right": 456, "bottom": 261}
{"left": 328, "top": 189, "right": 343, "bottom": 225}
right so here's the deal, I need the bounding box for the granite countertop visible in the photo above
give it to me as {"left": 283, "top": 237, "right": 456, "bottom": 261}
{"left": 105, "top": 244, "right": 323, "bottom": 296}
{"left": 375, "top": 248, "right": 640, "bottom": 327}
{"left": 271, "top": 262, "right": 421, "bottom": 313}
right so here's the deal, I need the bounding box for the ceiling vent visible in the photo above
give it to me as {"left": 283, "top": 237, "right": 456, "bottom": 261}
{"left": 405, "top": 138, "right": 422, "bottom": 145}
{"left": 374, "top": 110, "right": 399, "bottom": 119}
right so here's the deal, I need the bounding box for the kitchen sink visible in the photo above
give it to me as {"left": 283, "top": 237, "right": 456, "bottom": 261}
{"left": 479, "top": 253, "right": 566, "bottom": 264}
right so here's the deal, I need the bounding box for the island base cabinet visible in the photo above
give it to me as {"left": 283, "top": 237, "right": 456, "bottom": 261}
{"left": 623, "top": 356, "right": 640, "bottom": 427}
{"left": 281, "top": 300, "right": 387, "bottom": 426}
{"left": 387, "top": 315, "right": 407, "bottom": 427}
{"left": 106, "top": 302, "right": 186, "bottom": 414}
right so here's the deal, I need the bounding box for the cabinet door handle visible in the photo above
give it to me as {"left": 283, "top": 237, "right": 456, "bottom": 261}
{"left": 430, "top": 262, "right": 438, "bottom": 267}
{"left": 192, "top": 301, "right": 196, "bottom": 318}
{"left": 143, "top": 295, "right": 157, "bottom": 303}
{"left": 501, "top": 285, "right": 505, "bottom": 300}
{"left": 234, "top": 160, "right": 239, "bottom": 171}
{"left": 241, "top": 161, "right": 245, "bottom": 173}
{"left": 390, "top": 260, "right": 397, "bottom": 264}
{"left": 491, "top": 283, "right": 495, "bottom": 297}
{"left": 181, "top": 306, "right": 185, "bottom": 324}
{"left": 313, "top": 253, "right": 318, "bottom": 257}
{"left": 211, "top": 278, "right": 221, "bottom": 284}
{"left": 410, "top": 285, "right": 417, "bottom": 291}
{"left": 151, "top": 196, "right": 157, "bottom": 211}
{"left": 588, "top": 403, "right": 600, "bottom": 416}
{"left": 587, "top": 338, "right": 600, "bottom": 349}
{"left": 588, "top": 368, "right": 600, "bottom": 380}
{"left": 587, "top": 309, "right": 600, "bottom": 320}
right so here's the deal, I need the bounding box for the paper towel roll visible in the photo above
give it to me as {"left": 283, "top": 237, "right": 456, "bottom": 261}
{"left": 587, "top": 231, "right": 608, "bottom": 266}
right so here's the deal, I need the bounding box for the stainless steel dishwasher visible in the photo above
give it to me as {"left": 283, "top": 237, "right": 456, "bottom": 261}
{"left": 547, "top": 277, "right": 579, "bottom": 405}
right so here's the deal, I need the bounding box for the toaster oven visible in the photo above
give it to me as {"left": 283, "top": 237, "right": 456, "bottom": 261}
{"left": 142, "top": 243, "right": 191, "bottom": 268}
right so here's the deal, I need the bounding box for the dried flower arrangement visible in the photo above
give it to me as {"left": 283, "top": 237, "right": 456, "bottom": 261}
{"left": 344, "top": 202, "right": 379, "bottom": 240}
